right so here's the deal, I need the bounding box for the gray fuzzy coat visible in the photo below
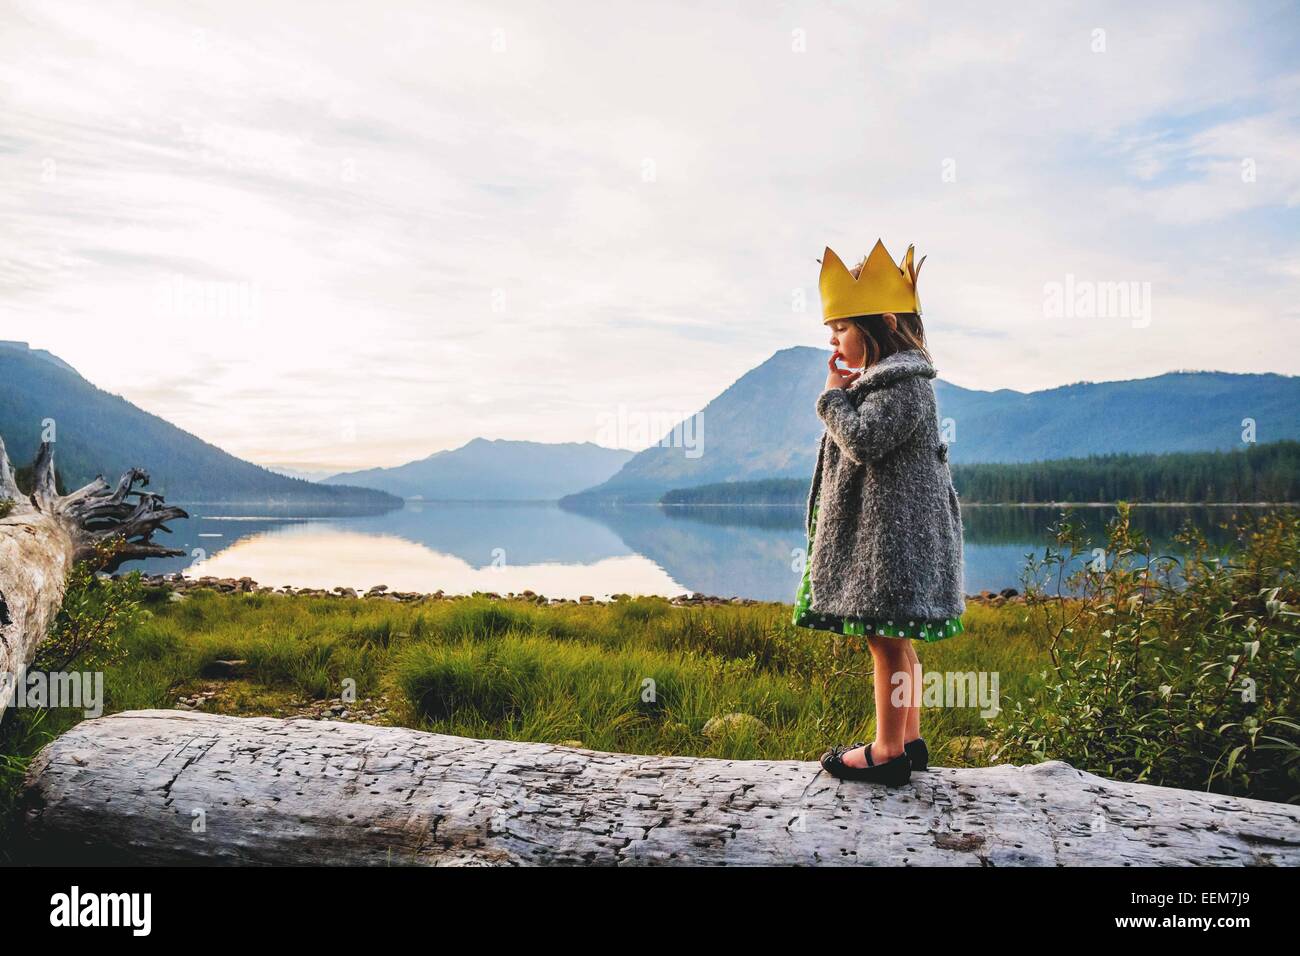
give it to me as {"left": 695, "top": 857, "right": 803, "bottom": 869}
{"left": 804, "top": 348, "right": 966, "bottom": 622}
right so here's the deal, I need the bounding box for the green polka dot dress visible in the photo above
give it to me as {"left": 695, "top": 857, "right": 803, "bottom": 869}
{"left": 791, "top": 497, "right": 965, "bottom": 642}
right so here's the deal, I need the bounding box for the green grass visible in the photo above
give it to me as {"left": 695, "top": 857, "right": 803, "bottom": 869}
{"left": 3, "top": 589, "right": 1040, "bottom": 762}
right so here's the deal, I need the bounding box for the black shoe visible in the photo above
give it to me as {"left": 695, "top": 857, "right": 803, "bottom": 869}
{"left": 846, "top": 737, "right": 929, "bottom": 771}
{"left": 819, "top": 742, "right": 912, "bottom": 787}
{"left": 905, "top": 736, "right": 930, "bottom": 771}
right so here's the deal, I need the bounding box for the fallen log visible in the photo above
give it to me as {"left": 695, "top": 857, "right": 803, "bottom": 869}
{"left": 0, "top": 436, "right": 186, "bottom": 719}
{"left": 21, "top": 710, "right": 1300, "bottom": 866}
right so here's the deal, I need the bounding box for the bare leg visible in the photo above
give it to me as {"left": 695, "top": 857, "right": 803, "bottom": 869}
{"left": 838, "top": 635, "right": 911, "bottom": 768}
{"left": 903, "top": 640, "right": 921, "bottom": 742}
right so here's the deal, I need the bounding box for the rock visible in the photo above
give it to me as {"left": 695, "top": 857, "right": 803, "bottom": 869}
{"left": 702, "top": 713, "right": 769, "bottom": 739}
{"left": 201, "top": 659, "right": 248, "bottom": 679}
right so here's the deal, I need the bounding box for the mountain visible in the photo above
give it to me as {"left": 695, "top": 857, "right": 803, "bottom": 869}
{"left": 565, "top": 346, "right": 825, "bottom": 504}
{"left": 566, "top": 345, "right": 1300, "bottom": 504}
{"left": 933, "top": 371, "right": 1300, "bottom": 462}
{"left": 0, "top": 342, "right": 401, "bottom": 511}
{"left": 0, "top": 339, "right": 79, "bottom": 376}
{"left": 323, "top": 437, "right": 636, "bottom": 501}
{"left": 262, "top": 465, "right": 340, "bottom": 482}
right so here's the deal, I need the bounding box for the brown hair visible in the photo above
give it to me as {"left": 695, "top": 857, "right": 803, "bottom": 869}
{"left": 845, "top": 258, "right": 932, "bottom": 368}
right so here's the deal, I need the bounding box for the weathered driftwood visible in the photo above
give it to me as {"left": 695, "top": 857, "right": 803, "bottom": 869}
{"left": 22, "top": 710, "right": 1300, "bottom": 866}
{"left": 0, "top": 436, "right": 186, "bottom": 718}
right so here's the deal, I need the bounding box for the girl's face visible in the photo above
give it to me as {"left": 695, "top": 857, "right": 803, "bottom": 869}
{"left": 826, "top": 319, "right": 867, "bottom": 369}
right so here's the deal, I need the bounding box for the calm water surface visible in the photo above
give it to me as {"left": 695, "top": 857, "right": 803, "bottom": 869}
{"left": 127, "top": 502, "right": 1290, "bottom": 602}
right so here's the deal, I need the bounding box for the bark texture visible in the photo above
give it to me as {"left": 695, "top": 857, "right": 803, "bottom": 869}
{"left": 0, "top": 436, "right": 186, "bottom": 717}
{"left": 21, "top": 710, "right": 1300, "bottom": 866}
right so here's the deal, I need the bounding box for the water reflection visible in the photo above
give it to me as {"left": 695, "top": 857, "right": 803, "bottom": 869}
{"left": 128, "top": 501, "right": 1290, "bottom": 602}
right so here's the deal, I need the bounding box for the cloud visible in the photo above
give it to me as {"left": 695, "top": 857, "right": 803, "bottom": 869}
{"left": 0, "top": 0, "right": 1296, "bottom": 469}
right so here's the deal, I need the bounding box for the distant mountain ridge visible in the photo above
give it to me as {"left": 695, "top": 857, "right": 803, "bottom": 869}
{"left": 566, "top": 346, "right": 1300, "bottom": 504}
{"left": 324, "top": 437, "right": 635, "bottom": 501}
{"left": 9, "top": 340, "right": 1295, "bottom": 510}
{"left": 566, "top": 346, "right": 825, "bottom": 504}
{"left": 660, "top": 441, "right": 1300, "bottom": 505}
{"left": 0, "top": 342, "right": 400, "bottom": 511}
{"left": 0, "top": 339, "right": 79, "bottom": 376}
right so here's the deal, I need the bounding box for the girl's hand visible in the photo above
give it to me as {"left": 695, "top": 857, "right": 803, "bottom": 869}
{"left": 825, "top": 351, "right": 861, "bottom": 391}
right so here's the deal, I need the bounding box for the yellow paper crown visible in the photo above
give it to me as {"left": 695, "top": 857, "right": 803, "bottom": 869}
{"left": 819, "top": 239, "right": 925, "bottom": 322}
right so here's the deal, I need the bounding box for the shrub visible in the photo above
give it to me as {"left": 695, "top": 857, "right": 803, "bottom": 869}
{"left": 34, "top": 547, "right": 145, "bottom": 673}
{"left": 394, "top": 638, "right": 543, "bottom": 722}
{"left": 440, "top": 599, "right": 535, "bottom": 640}
{"left": 610, "top": 596, "right": 671, "bottom": 627}
{"left": 994, "top": 503, "right": 1300, "bottom": 803}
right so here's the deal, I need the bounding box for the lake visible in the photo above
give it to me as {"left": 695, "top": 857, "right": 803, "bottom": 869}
{"left": 125, "top": 501, "right": 1290, "bottom": 602}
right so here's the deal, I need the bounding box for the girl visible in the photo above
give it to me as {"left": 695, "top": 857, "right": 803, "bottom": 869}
{"left": 792, "top": 242, "right": 966, "bottom": 787}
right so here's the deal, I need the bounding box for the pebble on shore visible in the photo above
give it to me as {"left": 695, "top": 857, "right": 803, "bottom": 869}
{"left": 125, "top": 573, "right": 1023, "bottom": 608}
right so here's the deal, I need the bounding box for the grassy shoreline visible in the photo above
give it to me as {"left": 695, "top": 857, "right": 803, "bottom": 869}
{"left": 2, "top": 587, "right": 1035, "bottom": 858}
{"left": 2, "top": 586, "right": 1031, "bottom": 762}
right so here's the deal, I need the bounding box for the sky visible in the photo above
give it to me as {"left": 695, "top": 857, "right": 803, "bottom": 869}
{"left": 1, "top": 0, "right": 1298, "bottom": 473}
